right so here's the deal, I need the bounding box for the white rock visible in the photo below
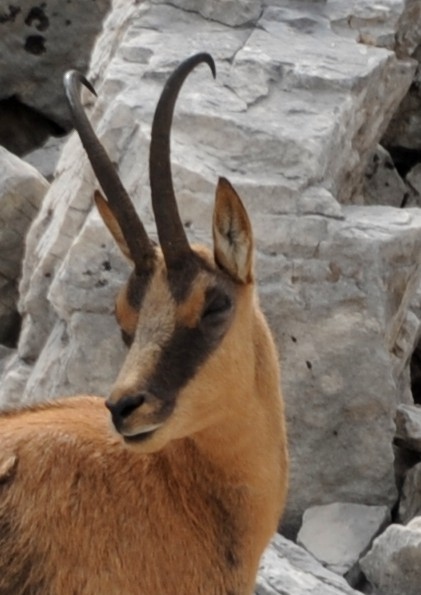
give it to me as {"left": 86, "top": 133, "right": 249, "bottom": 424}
{"left": 360, "top": 517, "right": 421, "bottom": 595}
{"left": 297, "top": 502, "right": 390, "bottom": 583}
{"left": 256, "top": 533, "right": 362, "bottom": 595}
{"left": 328, "top": 0, "right": 421, "bottom": 55}
{"left": 277, "top": 206, "right": 421, "bottom": 531}
{"left": 151, "top": 0, "right": 263, "bottom": 27}
{"left": 395, "top": 403, "right": 421, "bottom": 452}
{"left": 23, "top": 134, "right": 70, "bottom": 182}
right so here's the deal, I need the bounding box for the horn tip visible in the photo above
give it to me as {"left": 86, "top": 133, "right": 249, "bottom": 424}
{"left": 202, "top": 53, "right": 216, "bottom": 79}
{"left": 63, "top": 69, "right": 97, "bottom": 98}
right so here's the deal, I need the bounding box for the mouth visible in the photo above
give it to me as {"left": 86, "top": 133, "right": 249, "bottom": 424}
{"left": 122, "top": 423, "right": 163, "bottom": 444}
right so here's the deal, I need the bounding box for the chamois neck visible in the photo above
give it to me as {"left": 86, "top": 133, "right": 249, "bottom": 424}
{"left": 191, "top": 306, "right": 284, "bottom": 490}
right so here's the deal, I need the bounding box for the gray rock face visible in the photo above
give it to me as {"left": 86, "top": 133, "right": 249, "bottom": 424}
{"left": 360, "top": 517, "right": 421, "bottom": 595}
{"left": 0, "top": 0, "right": 111, "bottom": 130}
{"left": 297, "top": 502, "right": 390, "bottom": 584}
{"left": 0, "top": 147, "right": 49, "bottom": 345}
{"left": 327, "top": 0, "right": 421, "bottom": 56}
{"left": 154, "top": 0, "right": 263, "bottom": 27}
{"left": 0, "top": 0, "right": 420, "bottom": 539}
{"left": 396, "top": 403, "right": 421, "bottom": 452}
{"left": 256, "top": 533, "right": 362, "bottom": 595}
{"left": 23, "top": 134, "right": 70, "bottom": 182}
{"left": 399, "top": 463, "right": 421, "bottom": 523}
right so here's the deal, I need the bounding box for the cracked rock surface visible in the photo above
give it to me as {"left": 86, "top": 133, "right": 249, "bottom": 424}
{"left": 360, "top": 517, "right": 421, "bottom": 595}
{"left": 256, "top": 533, "right": 361, "bottom": 595}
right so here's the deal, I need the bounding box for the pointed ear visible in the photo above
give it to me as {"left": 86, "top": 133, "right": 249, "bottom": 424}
{"left": 212, "top": 177, "right": 254, "bottom": 284}
{"left": 94, "top": 190, "right": 132, "bottom": 260}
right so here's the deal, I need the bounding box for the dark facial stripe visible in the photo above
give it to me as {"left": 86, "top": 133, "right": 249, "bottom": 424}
{"left": 167, "top": 253, "right": 214, "bottom": 304}
{"left": 146, "top": 297, "right": 234, "bottom": 402}
{"left": 146, "top": 325, "right": 215, "bottom": 401}
{"left": 126, "top": 268, "right": 153, "bottom": 310}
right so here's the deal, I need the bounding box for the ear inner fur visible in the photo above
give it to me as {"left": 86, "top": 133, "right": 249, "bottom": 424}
{"left": 213, "top": 177, "right": 254, "bottom": 284}
{"left": 94, "top": 190, "right": 132, "bottom": 260}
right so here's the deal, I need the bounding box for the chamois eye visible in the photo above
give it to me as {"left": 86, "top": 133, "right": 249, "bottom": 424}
{"left": 202, "top": 293, "right": 232, "bottom": 320}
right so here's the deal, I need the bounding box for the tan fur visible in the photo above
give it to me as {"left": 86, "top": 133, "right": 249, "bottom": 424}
{"left": 176, "top": 273, "right": 208, "bottom": 328}
{"left": 115, "top": 285, "right": 139, "bottom": 337}
{"left": 0, "top": 179, "right": 288, "bottom": 595}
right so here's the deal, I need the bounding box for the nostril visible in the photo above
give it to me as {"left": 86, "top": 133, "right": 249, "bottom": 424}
{"left": 106, "top": 393, "right": 146, "bottom": 426}
{"left": 120, "top": 395, "right": 145, "bottom": 419}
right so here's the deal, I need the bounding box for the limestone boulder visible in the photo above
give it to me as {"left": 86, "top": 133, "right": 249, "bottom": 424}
{"left": 327, "top": 0, "right": 421, "bottom": 55}
{"left": 0, "top": 147, "right": 49, "bottom": 345}
{"left": 256, "top": 533, "right": 362, "bottom": 595}
{"left": 360, "top": 517, "right": 421, "bottom": 595}
{"left": 23, "top": 134, "right": 70, "bottom": 182}
{"left": 297, "top": 502, "right": 390, "bottom": 585}
{"left": 152, "top": 0, "right": 263, "bottom": 27}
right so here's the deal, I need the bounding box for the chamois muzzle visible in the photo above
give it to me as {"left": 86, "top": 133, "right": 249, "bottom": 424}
{"left": 105, "top": 390, "right": 166, "bottom": 440}
{"left": 105, "top": 393, "right": 146, "bottom": 430}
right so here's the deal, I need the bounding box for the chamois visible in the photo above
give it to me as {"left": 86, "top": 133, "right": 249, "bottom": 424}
{"left": 0, "top": 54, "right": 288, "bottom": 595}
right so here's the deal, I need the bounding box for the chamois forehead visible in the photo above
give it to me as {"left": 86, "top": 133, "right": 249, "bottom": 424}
{"left": 134, "top": 245, "right": 218, "bottom": 303}
{"left": 115, "top": 244, "right": 230, "bottom": 334}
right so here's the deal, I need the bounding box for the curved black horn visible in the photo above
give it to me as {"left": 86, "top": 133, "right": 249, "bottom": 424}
{"left": 149, "top": 53, "right": 216, "bottom": 267}
{"left": 64, "top": 70, "right": 155, "bottom": 272}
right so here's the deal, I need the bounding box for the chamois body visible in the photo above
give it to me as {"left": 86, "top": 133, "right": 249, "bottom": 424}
{"left": 0, "top": 54, "right": 288, "bottom": 594}
{"left": 0, "top": 283, "right": 286, "bottom": 594}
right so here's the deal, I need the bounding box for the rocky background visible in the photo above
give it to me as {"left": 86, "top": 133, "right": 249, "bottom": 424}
{"left": 1, "top": 0, "right": 421, "bottom": 593}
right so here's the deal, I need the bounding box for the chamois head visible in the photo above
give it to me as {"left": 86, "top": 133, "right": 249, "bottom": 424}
{"left": 64, "top": 54, "right": 256, "bottom": 453}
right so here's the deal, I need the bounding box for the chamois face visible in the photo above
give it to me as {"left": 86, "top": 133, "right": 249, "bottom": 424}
{"left": 101, "top": 178, "right": 254, "bottom": 453}
{"left": 108, "top": 251, "right": 234, "bottom": 450}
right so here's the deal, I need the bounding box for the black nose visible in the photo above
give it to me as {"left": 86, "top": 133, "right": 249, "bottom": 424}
{"left": 105, "top": 393, "right": 146, "bottom": 429}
